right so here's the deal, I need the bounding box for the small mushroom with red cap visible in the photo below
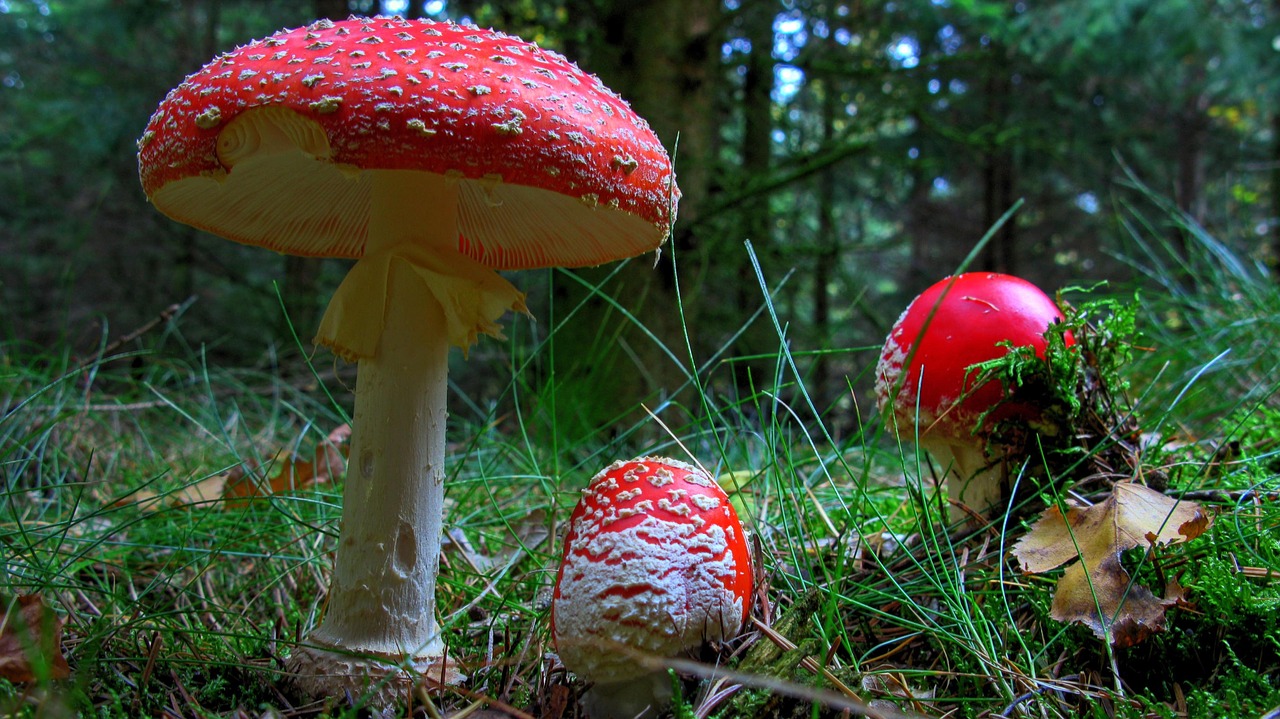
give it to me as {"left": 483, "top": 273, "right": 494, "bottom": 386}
{"left": 138, "top": 16, "right": 679, "bottom": 705}
{"left": 874, "top": 272, "right": 1074, "bottom": 523}
{"left": 551, "top": 457, "right": 753, "bottom": 719}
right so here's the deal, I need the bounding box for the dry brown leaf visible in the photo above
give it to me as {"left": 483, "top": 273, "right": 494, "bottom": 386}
{"left": 112, "top": 487, "right": 160, "bottom": 511}
{"left": 445, "top": 509, "right": 550, "bottom": 574}
{"left": 113, "top": 473, "right": 229, "bottom": 512}
{"left": 0, "top": 595, "right": 70, "bottom": 682}
{"left": 1012, "top": 482, "right": 1212, "bottom": 647}
{"left": 113, "top": 425, "right": 350, "bottom": 512}
{"left": 171, "top": 474, "right": 230, "bottom": 506}
{"left": 224, "top": 424, "right": 349, "bottom": 504}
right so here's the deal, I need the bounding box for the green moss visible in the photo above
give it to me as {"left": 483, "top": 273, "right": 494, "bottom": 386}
{"left": 1107, "top": 529, "right": 1280, "bottom": 714}
{"left": 1183, "top": 643, "right": 1280, "bottom": 717}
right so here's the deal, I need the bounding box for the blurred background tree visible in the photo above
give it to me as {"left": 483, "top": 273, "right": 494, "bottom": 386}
{"left": 2, "top": 0, "right": 1276, "bottom": 435}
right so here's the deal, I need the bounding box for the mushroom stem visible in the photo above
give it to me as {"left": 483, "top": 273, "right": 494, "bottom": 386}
{"left": 582, "top": 673, "right": 673, "bottom": 719}
{"left": 313, "top": 257, "right": 449, "bottom": 656}
{"left": 290, "top": 257, "right": 455, "bottom": 699}
{"left": 290, "top": 171, "right": 468, "bottom": 699}
{"left": 920, "top": 437, "right": 1007, "bottom": 523}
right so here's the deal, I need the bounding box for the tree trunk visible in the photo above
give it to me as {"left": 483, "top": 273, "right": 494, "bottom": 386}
{"left": 312, "top": 0, "right": 349, "bottom": 21}
{"left": 531, "top": 0, "right": 725, "bottom": 439}
{"left": 281, "top": 255, "right": 324, "bottom": 338}
{"left": 1172, "top": 94, "right": 1208, "bottom": 263}
{"left": 731, "top": 0, "right": 779, "bottom": 395}
{"left": 1272, "top": 112, "right": 1280, "bottom": 278}
{"left": 590, "top": 0, "right": 723, "bottom": 244}
{"left": 980, "top": 48, "right": 1017, "bottom": 274}
{"left": 812, "top": 76, "right": 839, "bottom": 411}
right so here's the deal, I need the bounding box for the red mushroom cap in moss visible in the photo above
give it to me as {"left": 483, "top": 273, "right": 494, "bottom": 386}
{"left": 874, "top": 272, "right": 1074, "bottom": 520}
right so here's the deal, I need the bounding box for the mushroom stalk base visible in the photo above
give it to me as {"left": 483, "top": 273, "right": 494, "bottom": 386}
{"left": 582, "top": 672, "right": 673, "bottom": 719}
{"left": 289, "top": 258, "right": 457, "bottom": 703}
{"left": 288, "top": 639, "right": 462, "bottom": 713}
{"left": 920, "top": 438, "right": 1008, "bottom": 524}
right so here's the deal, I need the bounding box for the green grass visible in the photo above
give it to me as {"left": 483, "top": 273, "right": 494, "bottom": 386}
{"left": 3, "top": 192, "right": 1280, "bottom": 718}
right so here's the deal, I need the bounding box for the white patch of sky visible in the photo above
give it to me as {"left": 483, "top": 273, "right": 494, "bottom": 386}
{"left": 774, "top": 13, "right": 805, "bottom": 60}
{"left": 888, "top": 36, "right": 919, "bottom": 69}
{"left": 382, "top": 0, "right": 409, "bottom": 14}
{"left": 742, "top": 7, "right": 937, "bottom": 104}
{"left": 1075, "top": 192, "right": 1099, "bottom": 214}
{"left": 938, "top": 24, "right": 961, "bottom": 55}
{"left": 722, "top": 36, "right": 752, "bottom": 59}
{"left": 425, "top": 0, "right": 446, "bottom": 14}
{"left": 775, "top": 66, "right": 804, "bottom": 102}
{"left": 931, "top": 176, "right": 952, "bottom": 197}
{"left": 773, "top": 12, "right": 806, "bottom": 103}
{"left": 7, "top": 0, "right": 48, "bottom": 14}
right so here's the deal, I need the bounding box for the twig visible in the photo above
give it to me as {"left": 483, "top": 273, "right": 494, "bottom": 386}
{"left": 76, "top": 297, "right": 196, "bottom": 373}
{"left": 1173, "top": 488, "right": 1280, "bottom": 503}
{"left": 996, "top": 674, "right": 1091, "bottom": 717}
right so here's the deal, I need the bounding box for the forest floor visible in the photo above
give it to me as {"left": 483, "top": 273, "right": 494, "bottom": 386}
{"left": 3, "top": 236, "right": 1280, "bottom": 719}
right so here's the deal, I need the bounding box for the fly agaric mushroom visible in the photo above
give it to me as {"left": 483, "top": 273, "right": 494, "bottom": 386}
{"left": 874, "top": 272, "right": 1073, "bottom": 523}
{"left": 551, "top": 457, "right": 753, "bottom": 719}
{"left": 138, "top": 16, "right": 678, "bottom": 705}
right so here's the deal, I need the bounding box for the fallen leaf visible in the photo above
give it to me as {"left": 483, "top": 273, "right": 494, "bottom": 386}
{"left": 0, "top": 595, "right": 70, "bottom": 682}
{"left": 445, "top": 509, "right": 550, "bottom": 574}
{"left": 226, "top": 423, "right": 349, "bottom": 503}
{"left": 224, "top": 446, "right": 340, "bottom": 501}
{"left": 113, "top": 424, "right": 350, "bottom": 512}
{"left": 717, "top": 469, "right": 761, "bottom": 519}
{"left": 172, "top": 474, "right": 231, "bottom": 506}
{"left": 114, "top": 473, "right": 228, "bottom": 512}
{"left": 1012, "top": 482, "right": 1212, "bottom": 646}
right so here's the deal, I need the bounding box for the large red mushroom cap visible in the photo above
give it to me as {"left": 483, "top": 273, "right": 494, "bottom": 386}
{"left": 138, "top": 15, "right": 678, "bottom": 270}
{"left": 138, "top": 15, "right": 681, "bottom": 360}
{"left": 874, "top": 272, "right": 1074, "bottom": 519}
{"left": 551, "top": 456, "right": 752, "bottom": 715}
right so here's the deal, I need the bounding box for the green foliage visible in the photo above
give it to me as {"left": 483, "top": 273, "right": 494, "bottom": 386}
{"left": 3, "top": 224, "right": 1279, "bottom": 718}
{"left": 1115, "top": 513, "right": 1280, "bottom": 716}
{"left": 970, "top": 290, "right": 1142, "bottom": 430}
{"left": 957, "top": 290, "right": 1151, "bottom": 503}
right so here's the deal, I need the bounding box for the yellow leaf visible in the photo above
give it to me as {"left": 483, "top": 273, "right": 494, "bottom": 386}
{"left": 1012, "top": 482, "right": 1211, "bottom": 646}
{"left": 113, "top": 474, "right": 227, "bottom": 512}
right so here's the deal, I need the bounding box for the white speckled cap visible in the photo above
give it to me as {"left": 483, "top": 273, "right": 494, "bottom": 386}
{"left": 550, "top": 457, "right": 753, "bottom": 685}
{"left": 138, "top": 15, "right": 680, "bottom": 271}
